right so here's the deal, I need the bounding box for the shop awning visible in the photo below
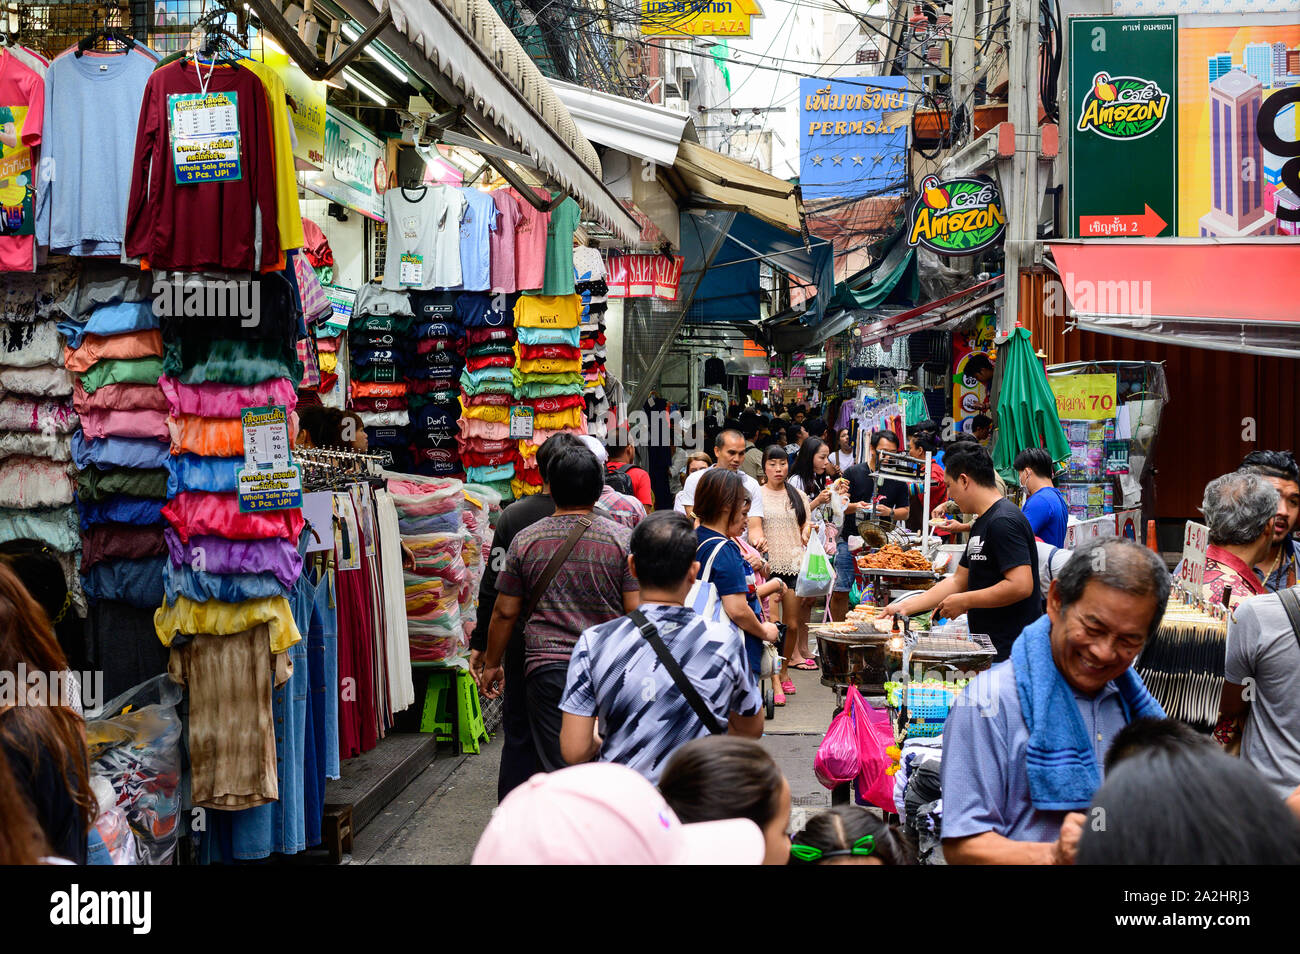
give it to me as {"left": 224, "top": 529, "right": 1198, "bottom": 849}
{"left": 681, "top": 209, "right": 835, "bottom": 325}
{"left": 551, "top": 79, "right": 691, "bottom": 168}
{"left": 336, "top": 0, "right": 642, "bottom": 243}
{"left": 1048, "top": 240, "right": 1300, "bottom": 359}
{"left": 856, "top": 276, "right": 1004, "bottom": 348}
{"left": 671, "top": 140, "right": 804, "bottom": 233}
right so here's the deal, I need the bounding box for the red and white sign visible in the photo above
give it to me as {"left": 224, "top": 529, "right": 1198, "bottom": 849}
{"left": 607, "top": 254, "right": 683, "bottom": 301}
{"left": 1179, "top": 520, "right": 1209, "bottom": 591}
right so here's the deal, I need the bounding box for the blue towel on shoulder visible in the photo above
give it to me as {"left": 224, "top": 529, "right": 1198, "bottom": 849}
{"left": 1011, "top": 615, "right": 1165, "bottom": 810}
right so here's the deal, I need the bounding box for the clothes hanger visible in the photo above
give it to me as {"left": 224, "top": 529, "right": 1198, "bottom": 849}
{"left": 75, "top": 12, "right": 136, "bottom": 57}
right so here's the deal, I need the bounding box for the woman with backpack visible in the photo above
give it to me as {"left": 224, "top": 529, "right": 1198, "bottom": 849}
{"left": 692, "top": 470, "right": 781, "bottom": 680}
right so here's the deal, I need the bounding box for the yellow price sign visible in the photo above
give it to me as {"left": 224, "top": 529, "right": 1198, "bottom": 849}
{"left": 1049, "top": 373, "right": 1117, "bottom": 421}
{"left": 641, "top": 0, "right": 762, "bottom": 36}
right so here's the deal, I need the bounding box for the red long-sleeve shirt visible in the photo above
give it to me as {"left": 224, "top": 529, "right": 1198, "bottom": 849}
{"left": 124, "top": 60, "right": 279, "bottom": 271}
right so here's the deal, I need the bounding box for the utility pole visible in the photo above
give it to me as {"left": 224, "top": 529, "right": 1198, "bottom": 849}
{"left": 998, "top": 0, "right": 1040, "bottom": 338}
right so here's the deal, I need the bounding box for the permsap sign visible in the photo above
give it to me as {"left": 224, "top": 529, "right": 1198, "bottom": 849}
{"left": 907, "top": 175, "right": 1006, "bottom": 256}
{"left": 1076, "top": 72, "right": 1170, "bottom": 141}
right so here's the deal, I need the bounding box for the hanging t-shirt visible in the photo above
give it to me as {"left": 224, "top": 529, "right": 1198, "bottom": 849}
{"left": 381, "top": 185, "right": 466, "bottom": 291}
{"left": 538, "top": 195, "right": 581, "bottom": 296}
{"left": 509, "top": 186, "right": 550, "bottom": 291}
{"left": 457, "top": 188, "right": 496, "bottom": 292}
{"left": 0, "top": 50, "right": 43, "bottom": 273}
{"left": 238, "top": 59, "right": 305, "bottom": 251}
{"left": 37, "top": 47, "right": 155, "bottom": 257}
{"left": 490, "top": 190, "right": 520, "bottom": 294}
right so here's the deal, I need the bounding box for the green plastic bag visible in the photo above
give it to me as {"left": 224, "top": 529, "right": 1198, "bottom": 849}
{"left": 796, "top": 533, "right": 834, "bottom": 598}
{"left": 849, "top": 582, "right": 862, "bottom": 609}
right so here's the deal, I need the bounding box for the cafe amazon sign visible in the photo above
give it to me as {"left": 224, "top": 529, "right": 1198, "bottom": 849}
{"left": 906, "top": 175, "right": 1006, "bottom": 256}
{"left": 1076, "top": 72, "right": 1171, "bottom": 140}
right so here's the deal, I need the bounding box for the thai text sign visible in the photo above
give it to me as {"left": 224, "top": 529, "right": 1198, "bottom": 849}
{"left": 641, "top": 0, "right": 762, "bottom": 37}
{"left": 1050, "top": 373, "right": 1118, "bottom": 420}
{"left": 799, "top": 76, "right": 910, "bottom": 200}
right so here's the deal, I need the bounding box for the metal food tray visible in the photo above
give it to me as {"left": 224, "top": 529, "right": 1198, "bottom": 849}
{"left": 902, "top": 630, "right": 996, "bottom": 669}
{"left": 856, "top": 567, "right": 940, "bottom": 579}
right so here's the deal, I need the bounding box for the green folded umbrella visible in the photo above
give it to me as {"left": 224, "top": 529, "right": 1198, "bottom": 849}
{"left": 992, "top": 326, "right": 1069, "bottom": 484}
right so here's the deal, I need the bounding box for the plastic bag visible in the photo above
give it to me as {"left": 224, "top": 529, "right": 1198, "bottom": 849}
{"left": 815, "top": 685, "right": 868, "bottom": 788}
{"left": 856, "top": 701, "right": 900, "bottom": 813}
{"left": 795, "top": 532, "right": 834, "bottom": 598}
{"left": 85, "top": 674, "right": 183, "bottom": 865}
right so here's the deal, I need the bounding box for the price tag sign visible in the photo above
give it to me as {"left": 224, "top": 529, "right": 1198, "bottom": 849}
{"left": 509, "top": 405, "right": 535, "bottom": 440}
{"left": 1180, "top": 520, "right": 1209, "bottom": 591}
{"left": 237, "top": 464, "right": 303, "bottom": 513}
{"left": 241, "top": 405, "right": 293, "bottom": 469}
{"left": 168, "top": 91, "right": 242, "bottom": 184}
{"left": 1049, "top": 373, "right": 1118, "bottom": 421}
{"left": 399, "top": 252, "right": 424, "bottom": 286}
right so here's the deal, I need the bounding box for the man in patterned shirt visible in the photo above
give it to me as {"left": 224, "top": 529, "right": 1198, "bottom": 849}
{"left": 1199, "top": 472, "right": 1277, "bottom": 613}
{"left": 482, "top": 442, "right": 640, "bottom": 771}
{"left": 559, "top": 511, "right": 763, "bottom": 782}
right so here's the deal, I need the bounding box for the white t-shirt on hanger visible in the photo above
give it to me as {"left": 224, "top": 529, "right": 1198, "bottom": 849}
{"left": 382, "top": 185, "right": 467, "bottom": 290}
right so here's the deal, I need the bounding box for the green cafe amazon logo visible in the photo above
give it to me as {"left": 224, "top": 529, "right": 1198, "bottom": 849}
{"left": 907, "top": 176, "right": 1006, "bottom": 255}
{"left": 1077, "top": 72, "right": 1170, "bottom": 140}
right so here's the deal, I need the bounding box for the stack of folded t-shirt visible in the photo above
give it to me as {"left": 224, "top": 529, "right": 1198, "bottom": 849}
{"left": 0, "top": 262, "right": 85, "bottom": 613}
{"left": 455, "top": 291, "right": 517, "bottom": 495}
{"left": 511, "top": 293, "right": 586, "bottom": 500}
{"left": 350, "top": 284, "right": 415, "bottom": 471}
{"left": 573, "top": 247, "right": 611, "bottom": 439}
{"left": 408, "top": 290, "right": 466, "bottom": 481}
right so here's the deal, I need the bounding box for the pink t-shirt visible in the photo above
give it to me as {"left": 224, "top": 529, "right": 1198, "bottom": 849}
{"left": 490, "top": 189, "right": 520, "bottom": 294}
{"left": 0, "top": 50, "right": 44, "bottom": 273}
{"left": 509, "top": 187, "right": 550, "bottom": 291}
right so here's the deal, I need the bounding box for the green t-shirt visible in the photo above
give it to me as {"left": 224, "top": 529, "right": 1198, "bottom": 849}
{"left": 77, "top": 467, "right": 170, "bottom": 502}
{"left": 79, "top": 357, "right": 164, "bottom": 394}
{"left": 539, "top": 196, "right": 580, "bottom": 296}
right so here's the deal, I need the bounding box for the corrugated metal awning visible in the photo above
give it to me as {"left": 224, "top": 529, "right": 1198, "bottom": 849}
{"left": 551, "top": 79, "right": 690, "bottom": 168}
{"left": 672, "top": 140, "right": 803, "bottom": 233}
{"left": 337, "top": 0, "right": 641, "bottom": 243}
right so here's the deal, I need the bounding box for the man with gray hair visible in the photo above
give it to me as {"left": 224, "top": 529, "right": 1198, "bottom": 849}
{"left": 1200, "top": 471, "right": 1278, "bottom": 613}
{"left": 941, "top": 537, "right": 1169, "bottom": 865}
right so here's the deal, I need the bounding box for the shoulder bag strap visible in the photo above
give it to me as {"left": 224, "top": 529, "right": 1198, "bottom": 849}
{"left": 629, "top": 609, "right": 727, "bottom": 735}
{"left": 697, "top": 535, "right": 729, "bottom": 580}
{"left": 1278, "top": 588, "right": 1300, "bottom": 654}
{"left": 521, "top": 516, "right": 592, "bottom": 624}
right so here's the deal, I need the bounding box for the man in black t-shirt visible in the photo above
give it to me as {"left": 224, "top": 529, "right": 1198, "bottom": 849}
{"left": 844, "top": 429, "right": 912, "bottom": 536}
{"left": 882, "top": 443, "right": 1041, "bottom": 659}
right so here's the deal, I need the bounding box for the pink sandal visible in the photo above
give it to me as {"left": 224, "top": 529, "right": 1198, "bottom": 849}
{"left": 781, "top": 679, "right": 797, "bottom": 695}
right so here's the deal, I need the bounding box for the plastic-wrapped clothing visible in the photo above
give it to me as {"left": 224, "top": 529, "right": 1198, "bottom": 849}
{"left": 81, "top": 524, "right": 167, "bottom": 570}
{"left": 0, "top": 364, "right": 73, "bottom": 398}
{"left": 78, "top": 356, "right": 164, "bottom": 394}
{"left": 73, "top": 380, "right": 168, "bottom": 415}
{"left": 350, "top": 380, "right": 407, "bottom": 399}
{"left": 162, "top": 338, "right": 301, "bottom": 386}
{"left": 0, "top": 456, "right": 73, "bottom": 509}
{"left": 465, "top": 326, "right": 514, "bottom": 346}
{"left": 159, "top": 376, "right": 297, "bottom": 419}
{"left": 0, "top": 505, "right": 80, "bottom": 552}
{"left": 63, "top": 330, "right": 164, "bottom": 373}
{"left": 76, "top": 466, "right": 169, "bottom": 503}
{"left": 0, "top": 396, "right": 78, "bottom": 434}
{"left": 458, "top": 400, "right": 509, "bottom": 423}
{"left": 456, "top": 418, "right": 510, "bottom": 441}
{"left": 72, "top": 432, "right": 169, "bottom": 471}
{"left": 515, "top": 356, "right": 581, "bottom": 376}
{"left": 164, "top": 530, "right": 303, "bottom": 589}
{"left": 81, "top": 556, "right": 167, "bottom": 608}
{"left": 162, "top": 491, "right": 305, "bottom": 544}
{"left": 0, "top": 320, "right": 61, "bottom": 367}
{"left": 57, "top": 301, "right": 158, "bottom": 349}
{"left": 155, "top": 595, "right": 301, "bottom": 653}
{"left": 163, "top": 560, "right": 289, "bottom": 605}
{"left": 79, "top": 495, "right": 166, "bottom": 529}
{"left": 409, "top": 447, "right": 463, "bottom": 477}
{"left": 349, "top": 312, "right": 412, "bottom": 335}
{"left": 168, "top": 412, "right": 298, "bottom": 459}
{"left": 165, "top": 454, "right": 241, "bottom": 496}
{"left": 79, "top": 406, "right": 170, "bottom": 441}
{"left": 512, "top": 294, "right": 581, "bottom": 329}
{"left": 353, "top": 283, "right": 413, "bottom": 318}
{"left": 515, "top": 324, "right": 581, "bottom": 347}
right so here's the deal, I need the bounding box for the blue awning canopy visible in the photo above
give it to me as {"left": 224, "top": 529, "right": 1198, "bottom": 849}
{"left": 678, "top": 209, "right": 834, "bottom": 325}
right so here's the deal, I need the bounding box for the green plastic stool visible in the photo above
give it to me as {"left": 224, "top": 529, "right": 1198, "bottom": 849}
{"left": 416, "top": 666, "right": 490, "bottom": 754}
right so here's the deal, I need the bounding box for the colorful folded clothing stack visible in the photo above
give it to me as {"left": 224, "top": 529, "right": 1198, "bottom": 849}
{"left": 387, "top": 477, "right": 468, "bottom": 663}
{"left": 0, "top": 263, "right": 85, "bottom": 614}
{"left": 409, "top": 290, "right": 466, "bottom": 480}
{"left": 511, "top": 293, "right": 586, "bottom": 498}
{"left": 456, "top": 291, "right": 519, "bottom": 494}
{"left": 573, "top": 246, "right": 610, "bottom": 440}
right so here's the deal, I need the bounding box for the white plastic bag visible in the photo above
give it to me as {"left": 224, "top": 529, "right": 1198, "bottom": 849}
{"left": 796, "top": 532, "right": 835, "bottom": 598}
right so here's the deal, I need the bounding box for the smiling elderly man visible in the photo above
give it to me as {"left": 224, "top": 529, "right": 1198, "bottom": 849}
{"left": 940, "top": 538, "right": 1170, "bottom": 865}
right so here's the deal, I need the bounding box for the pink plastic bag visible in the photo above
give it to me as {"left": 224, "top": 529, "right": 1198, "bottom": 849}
{"left": 814, "top": 685, "right": 868, "bottom": 788}
{"left": 856, "top": 702, "right": 899, "bottom": 814}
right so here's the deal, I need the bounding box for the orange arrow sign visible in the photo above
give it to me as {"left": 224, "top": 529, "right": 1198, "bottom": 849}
{"left": 1078, "top": 204, "right": 1167, "bottom": 237}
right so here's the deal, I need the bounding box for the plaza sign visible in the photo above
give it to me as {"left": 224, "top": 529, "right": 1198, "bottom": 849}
{"left": 641, "top": 0, "right": 762, "bottom": 37}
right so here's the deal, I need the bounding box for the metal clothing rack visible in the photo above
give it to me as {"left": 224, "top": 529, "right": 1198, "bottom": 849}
{"left": 296, "top": 447, "right": 386, "bottom": 490}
